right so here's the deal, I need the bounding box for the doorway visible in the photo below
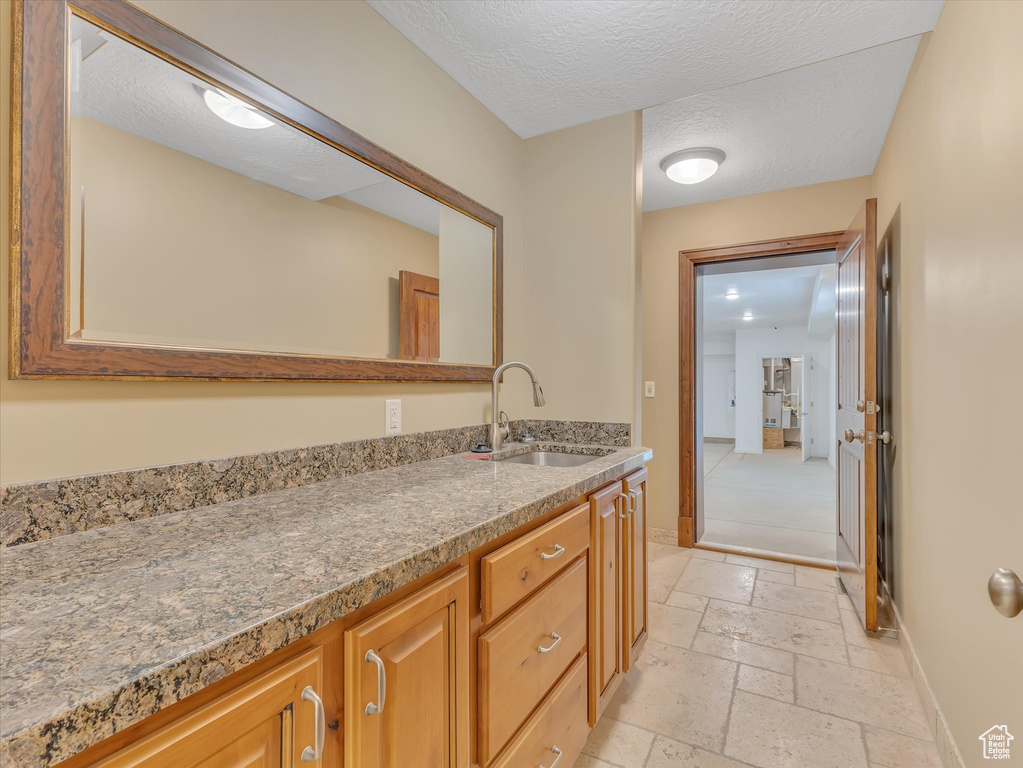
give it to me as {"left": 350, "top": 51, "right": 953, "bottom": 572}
{"left": 678, "top": 233, "right": 845, "bottom": 564}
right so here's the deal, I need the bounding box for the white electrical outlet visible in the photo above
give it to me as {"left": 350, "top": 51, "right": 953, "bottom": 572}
{"left": 385, "top": 399, "right": 401, "bottom": 435}
{"left": 645, "top": 381, "right": 656, "bottom": 398}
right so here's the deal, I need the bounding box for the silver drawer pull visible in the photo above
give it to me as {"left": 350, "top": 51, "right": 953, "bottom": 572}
{"left": 618, "top": 492, "right": 630, "bottom": 518}
{"left": 540, "top": 544, "right": 565, "bottom": 560}
{"left": 300, "top": 685, "right": 325, "bottom": 762}
{"left": 365, "top": 649, "right": 386, "bottom": 716}
{"left": 628, "top": 490, "right": 638, "bottom": 512}
{"left": 537, "top": 632, "right": 562, "bottom": 653}
{"left": 540, "top": 745, "right": 563, "bottom": 768}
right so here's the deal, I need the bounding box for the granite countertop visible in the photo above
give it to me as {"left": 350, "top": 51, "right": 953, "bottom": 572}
{"left": 0, "top": 442, "right": 651, "bottom": 767}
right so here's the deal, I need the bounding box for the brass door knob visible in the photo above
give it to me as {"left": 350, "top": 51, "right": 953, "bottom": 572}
{"left": 844, "top": 429, "right": 865, "bottom": 443}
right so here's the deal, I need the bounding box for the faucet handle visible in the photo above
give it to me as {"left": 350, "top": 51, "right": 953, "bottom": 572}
{"left": 498, "top": 410, "right": 510, "bottom": 440}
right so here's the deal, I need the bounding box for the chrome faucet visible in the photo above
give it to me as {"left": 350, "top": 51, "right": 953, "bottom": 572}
{"left": 490, "top": 361, "right": 545, "bottom": 451}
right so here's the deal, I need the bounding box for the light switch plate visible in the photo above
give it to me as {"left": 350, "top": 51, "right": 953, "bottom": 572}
{"left": 644, "top": 382, "right": 655, "bottom": 398}
{"left": 385, "top": 399, "right": 401, "bottom": 435}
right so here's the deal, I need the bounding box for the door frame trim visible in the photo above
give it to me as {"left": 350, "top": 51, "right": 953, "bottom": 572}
{"left": 677, "top": 231, "right": 845, "bottom": 547}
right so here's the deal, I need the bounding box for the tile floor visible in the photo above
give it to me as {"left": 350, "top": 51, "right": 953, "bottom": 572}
{"left": 574, "top": 544, "right": 942, "bottom": 768}
{"left": 701, "top": 442, "right": 837, "bottom": 562}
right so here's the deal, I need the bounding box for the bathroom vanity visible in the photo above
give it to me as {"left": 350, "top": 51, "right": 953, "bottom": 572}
{"left": 0, "top": 442, "right": 651, "bottom": 768}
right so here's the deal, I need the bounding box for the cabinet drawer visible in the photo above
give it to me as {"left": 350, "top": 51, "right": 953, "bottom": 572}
{"left": 481, "top": 504, "right": 588, "bottom": 624}
{"left": 489, "top": 655, "right": 589, "bottom": 768}
{"left": 478, "top": 557, "right": 587, "bottom": 765}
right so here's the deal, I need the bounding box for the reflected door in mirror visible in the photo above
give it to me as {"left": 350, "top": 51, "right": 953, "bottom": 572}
{"left": 399, "top": 271, "right": 440, "bottom": 362}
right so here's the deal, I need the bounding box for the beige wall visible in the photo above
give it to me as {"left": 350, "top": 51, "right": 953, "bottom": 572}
{"left": 438, "top": 206, "right": 494, "bottom": 364}
{"left": 641, "top": 176, "right": 872, "bottom": 530}
{"left": 521, "top": 112, "right": 643, "bottom": 429}
{"left": 70, "top": 116, "right": 440, "bottom": 358}
{"left": 0, "top": 0, "right": 525, "bottom": 484}
{"left": 872, "top": 0, "right": 1023, "bottom": 756}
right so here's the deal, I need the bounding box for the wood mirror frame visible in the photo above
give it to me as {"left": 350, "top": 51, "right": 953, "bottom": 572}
{"left": 9, "top": 0, "right": 503, "bottom": 382}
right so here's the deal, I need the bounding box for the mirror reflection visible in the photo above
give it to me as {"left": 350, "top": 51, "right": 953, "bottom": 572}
{"left": 68, "top": 16, "right": 495, "bottom": 365}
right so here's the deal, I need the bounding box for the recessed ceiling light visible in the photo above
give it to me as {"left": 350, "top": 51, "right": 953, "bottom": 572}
{"left": 725, "top": 290, "right": 739, "bottom": 300}
{"left": 742, "top": 310, "right": 754, "bottom": 321}
{"left": 660, "top": 147, "right": 726, "bottom": 185}
{"left": 199, "top": 86, "right": 274, "bottom": 130}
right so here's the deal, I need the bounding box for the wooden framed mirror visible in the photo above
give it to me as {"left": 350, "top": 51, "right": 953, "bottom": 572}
{"left": 9, "top": 0, "right": 502, "bottom": 381}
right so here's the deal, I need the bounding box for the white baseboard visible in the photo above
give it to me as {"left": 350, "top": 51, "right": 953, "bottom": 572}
{"left": 891, "top": 600, "right": 966, "bottom": 768}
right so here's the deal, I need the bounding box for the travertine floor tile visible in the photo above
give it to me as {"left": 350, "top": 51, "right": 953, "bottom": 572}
{"left": 676, "top": 560, "right": 756, "bottom": 605}
{"left": 865, "top": 727, "right": 944, "bottom": 768}
{"left": 795, "top": 656, "right": 932, "bottom": 740}
{"left": 648, "top": 553, "right": 690, "bottom": 603}
{"left": 667, "top": 591, "right": 709, "bottom": 613}
{"left": 604, "top": 640, "right": 735, "bottom": 752}
{"left": 649, "top": 602, "right": 702, "bottom": 649}
{"left": 726, "top": 555, "right": 794, "bottom": 574}
{"left": 645, "top": 735, "right": 750, "bottom": 768}
{"left": 752, "top": 580, "right": 841, "bottom": 623}
{"left": 574, "top": 755, "right": 619, "bottom": 768}
{"left": 701, "top": 599, "right": 848, "bottom": 663}
{"left": 580, "top": 716, "right": 655, "bottom": 767}
{"left": 755, "top": 569, "right": 795, "bottom": 586}
{"left": 848, "top": 642, "right": 911, "bottom": 679}
{"left": 724, "top": 691, "right": 869, "bottom": 768}
{"left": 691, "top": 631, "right": 795, "bottom": 675}
{"left": 649, "top": 542, "right": 686, "bottom": 563}
{"left": 736, "top": 664, "right": 793, "bottom": 703}
{"left": 795, "top": 565, "right": 841, "bottom": 592}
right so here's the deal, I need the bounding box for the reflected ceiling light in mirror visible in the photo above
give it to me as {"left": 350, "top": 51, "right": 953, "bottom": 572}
{"left": 725, "top": 290, "right": 739, "bottom": 300}
{"left": 742, "top": 310, "right": 754, "bottom": 321}
{"left": 660, "top": 147, "right": 726, "bottom": 184}
{"left": 199, "top": 86, "right": 273, "bottom": 130}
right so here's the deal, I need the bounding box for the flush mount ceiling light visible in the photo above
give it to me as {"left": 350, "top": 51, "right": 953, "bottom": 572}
{"left": 742, "top": 310, "right": 754, "bottom": 322}
{"left": 725, "top": 290, "right": 739, "bottom": 300}
{"left": 660, "top": 147, "right": 726, "bottom": 185}
{"left": 197, "top": 85, "right": 274, "bottom": 130}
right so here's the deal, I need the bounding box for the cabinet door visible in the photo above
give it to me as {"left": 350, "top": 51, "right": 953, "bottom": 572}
{"left": 622, "top": 468, "right": 649, "bottom": 670}
{"left": 344, "top": 568, "right": 469, "bottom": 768}
{"left": 588, "top": 482, "right": 623, "bottom": 724}
{"left": 95, "top": 649, "right": 324, "bottom": 768}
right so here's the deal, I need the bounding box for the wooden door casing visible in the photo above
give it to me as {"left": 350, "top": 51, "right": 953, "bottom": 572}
{"left": 92, "top": 649, "right": 323, "bottom": 768}
{"left": 835, "top": 199, "right": 879, "bottom": 632}
{"left": 622, "top": 468, "right": 648, "bottom": 669}
{"left": 588, "top": 482, "right": 623, "bottom": 724}
{"left": 398, "top": 271, "right": 440, "bottom": 362}
{"left": 344, "top": 568, "right": 469, "bottom": 768}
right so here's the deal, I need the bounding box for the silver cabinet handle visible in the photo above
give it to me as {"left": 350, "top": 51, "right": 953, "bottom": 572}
{"left": 988, "top": 568, "right": 1023, "bottom": 618}
{"left": 618, "top": 492, "right": 630, "bottom": 518}
{"left": 628, "top": 490, "right": 638, "bottom": 512}
{"left": 540, "top": 544, "right": 565, "bottom": 560}
{"left": 364, "top": 649, "right": 386, "bottom": 716}
{"left": 540, "top": 745, "right": 563, "bottom": 768}
{"left": 300, "top": 685, "right": 325, "bottom": 762}
{"left": 844, "top": 428, "right": 865, "bottom": 443}
{"left": 537, "top": 632, "right": 562, "bottom": 653}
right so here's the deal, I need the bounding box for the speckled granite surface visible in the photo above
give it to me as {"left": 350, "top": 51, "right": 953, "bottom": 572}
{"left": 0, "top": 421, "right": 630, "bottom": 548}
{"left": 510, "top": 419, "right": 630, "bottom": 446}
{"left": 0, "top": 441, "right": 650, "bottom": 767}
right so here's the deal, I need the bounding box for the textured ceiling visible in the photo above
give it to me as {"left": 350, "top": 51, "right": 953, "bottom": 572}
{"left": 702, "top": 264, "right": 834, "bottom": 342}
{"left": 71, "top": 17, "right": 442, "bottom": 234}
{"left": 367, "top": 0, "right": 944, "bottom": 139}
{"left": 643, "top": 37, "right": 919, "bottom": 210}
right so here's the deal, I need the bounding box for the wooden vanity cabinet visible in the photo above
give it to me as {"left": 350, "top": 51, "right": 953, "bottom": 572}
{"left": 622, "top": 467, "right": 649, "bottom": 670}
{"left": 588, "top": 482, "right": 623, "bottom": 723}
{"left": 343, "top": 568, "right": 469, "bottom": 768}
{"left": 92, "top": 648, "right": 325, "bottom": 768}
{"left": 588, "top": 469, "right": 649, "bottom": 721}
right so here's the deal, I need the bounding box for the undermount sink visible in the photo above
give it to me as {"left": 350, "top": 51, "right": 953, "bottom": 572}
{"left": 496, "top": 450, "right": 600, "bottom": 467}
